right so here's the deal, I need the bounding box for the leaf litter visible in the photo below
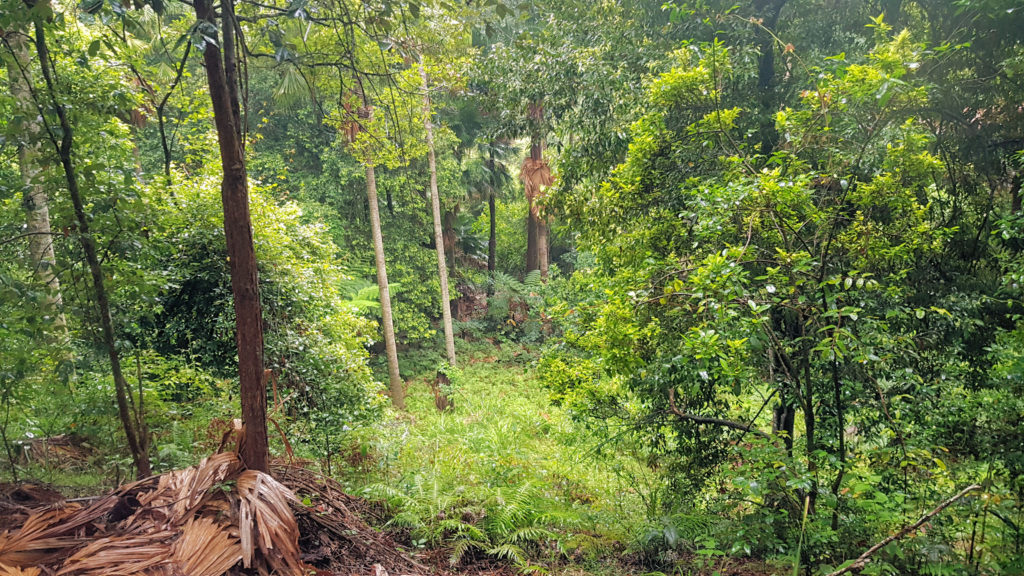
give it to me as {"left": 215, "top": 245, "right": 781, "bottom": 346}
{"left": 0, "top": 450, "right": 431, "bottom": 576}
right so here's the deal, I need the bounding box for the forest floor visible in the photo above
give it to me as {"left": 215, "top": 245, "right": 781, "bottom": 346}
{"left": 0, "top": 343, "right": 784, "bottom": 576}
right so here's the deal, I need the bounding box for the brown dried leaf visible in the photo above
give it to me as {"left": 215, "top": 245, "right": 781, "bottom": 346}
{"left": 172, "top": 516, "right": 242, "bottom": 576}
{"left": 57, "top": 532, "right": 174, "bottom": 575}
{"left": 236, "top": 470, "right": 302, "bottom": 576}
{"left": 519, "top": 157, "right": 554, "bottom": 202}
{"left": 0, "top": 563, "right": 41, "bottom": 576}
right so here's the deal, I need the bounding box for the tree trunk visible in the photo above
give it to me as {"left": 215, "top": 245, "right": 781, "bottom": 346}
{"left": 28, "top": 16, "right": 150, "bottom": 478}
{"left": 487, "top": 145, "right": 497, "bottom": 278}
{"left": 802, "top": 352, "right": 817, "bottom": 515}
{"left": 365, "top": 158, "right": 406, "bottom": 410}
{"left": 525, "top": 136, "right": 542, "bottom": 274}
{"left": 488, "top": 192, "right": 497, "bottom": 273}
{"left": 420, "top": 63, "right": 457, "bottom": 371}
{"left": 526, "top": 206, "right": 539, "bottom": 273}
{"left": 194, "top": 0, "right": 268, "bottom": 472}
{"left": 538, "top": 214, "right": 549, "bottom": 279}
{"left": 5, "top": 20, "right": 65, "bottom": 331}
{"left": 1011, "top": 172, "right": 1022, "bottom": 214}
{"left": 753, "top": 0, "right": 788, "bottom": 157}
{"left": 521, "top": 106, "right": 552, "bottom": 277}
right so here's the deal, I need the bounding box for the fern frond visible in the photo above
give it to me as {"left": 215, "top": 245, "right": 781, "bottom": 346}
{"left": 449, "top": 537, "right": 487, "bottom": 567}
{"left": 487, "top": 543, "right": 527, "bottom": 564}
{"left": 506, "top": 525, "right": 555, "bottom": 544}
{"left": 438, "top": 518, "right": 488, "bottom": 542}
{"left": 523, "top": 269, "right": 543, "bottom": 288}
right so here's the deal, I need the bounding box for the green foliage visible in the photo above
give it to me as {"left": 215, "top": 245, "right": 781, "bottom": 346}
{"left": 3, "top": 1, "right": 1024, "bottom": 574}
{"left": 541, "top": 29, "right": 1024, "bottom": 574}
{"left": 344, "top": 353, "right": 644, "bottom": 571}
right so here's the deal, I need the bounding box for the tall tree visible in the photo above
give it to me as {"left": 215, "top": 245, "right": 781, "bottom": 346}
{"left": 420, "top": 60, "right": 457, "bottom": 371}
{"left": 520, "top": 102, "right": 552, "bottom": 277}
{"left": 2, "top": 12, "right": 65, "bottom": 330}
{"left": 7, "top": 3, "right": 151, "bottom": 477}
{"left": 359, "top": 103, "right": 406, "bottom": 410}
{"left": 193, "top": 0, "right": 269, "bottom": 472}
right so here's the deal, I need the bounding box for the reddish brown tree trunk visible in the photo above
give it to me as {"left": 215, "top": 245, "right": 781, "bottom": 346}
{"left": 195, "top": 0, "right": 268, "bottom": 472}
{"left": 526, "top": 207, "right": 539, "bottom": 273}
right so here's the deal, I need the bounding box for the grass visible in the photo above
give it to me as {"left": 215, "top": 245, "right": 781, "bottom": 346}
{"left": 337, "top": 346, "right": 648, "bottom": 571}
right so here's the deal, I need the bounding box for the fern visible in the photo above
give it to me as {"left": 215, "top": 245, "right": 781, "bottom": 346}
{"left": 362, "top": 482, "right": 408, "bottom": 509}
{"left": 487, "top": 543, "right": 528, "bottom": 565}
{"left": 449, "top": 537, "right": 487, "bottom": 566}
{"left": 438, "top": 518, "right": 487, "bottom": 541}
{"left": 523, "top": 269, "right": 543, "bottom": 289}
{"left": 507, "top": 525, "right": 556, "bottom": 544}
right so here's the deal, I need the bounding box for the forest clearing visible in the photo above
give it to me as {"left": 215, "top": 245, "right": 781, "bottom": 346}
{"left": 1, "top": 0, "right": 1023, "bottom": 574}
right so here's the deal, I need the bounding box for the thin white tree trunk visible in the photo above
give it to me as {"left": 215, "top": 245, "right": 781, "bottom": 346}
{"left": 420, "top": 62, "right": 457, "bottom": 368}
{"left": 6, "top": 31, "right": 65, "bottom": 329}
{"left": 364, "top": 142, "right": 405, "bottom": 409}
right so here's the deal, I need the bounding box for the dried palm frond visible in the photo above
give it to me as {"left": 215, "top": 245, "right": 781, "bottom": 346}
{"left": 519, "top": 157, "right": 553, "bottom": 203}
{"left": 0, "top": 504, "right": 95, "bottom": 566}
{"left": 235, "top": 470, "right": 302, "bottom": 576}
{"left": 0, "top": 563, "right": 41, "bottom": 576}
{"left": 171, "top": 516, "right": 243, "bottom": 576}
{"left": 57, "top": 532, "right": 174, "bottom": 576}
{"left": 169, "top": 452, "right": 242, "bottom": 524}
{"left": 2, "top": 450, "right": 310, "bottom": 576}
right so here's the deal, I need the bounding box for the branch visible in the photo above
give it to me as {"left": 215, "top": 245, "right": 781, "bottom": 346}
{"left": 826, "top": 485, "right": 982, "bottom": 576}
{"left": 0, "top": 231, "right": 64, "bottom": 247}
{"left": 667, "top": 388, "right": 772, "bottom": 439}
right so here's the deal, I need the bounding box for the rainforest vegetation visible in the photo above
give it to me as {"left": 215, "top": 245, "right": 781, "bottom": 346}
{"left": 1, "top": 0, "right": 1023, "bottom": 574}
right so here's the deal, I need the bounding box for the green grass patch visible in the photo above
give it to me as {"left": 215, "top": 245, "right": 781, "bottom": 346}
{"left": 338, "top": 348, "right": 646, "bottom": 571}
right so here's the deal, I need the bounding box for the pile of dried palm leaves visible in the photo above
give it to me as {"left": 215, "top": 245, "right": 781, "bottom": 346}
{"left": 274, "top": 465, "right": 428, "bottom": 575}
{"left": 0, "top": 452, "right": 302, "bottom": 576}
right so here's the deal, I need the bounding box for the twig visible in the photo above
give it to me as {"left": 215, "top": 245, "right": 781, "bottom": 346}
{"left": 667, "top": 388, "right": 772, "bottom": 439}
{"left": 826, "top": 484, "right": 982, "bottom": 576}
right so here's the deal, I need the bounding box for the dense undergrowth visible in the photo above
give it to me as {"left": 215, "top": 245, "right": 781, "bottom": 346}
{"left": 341, "top": 346, "right": 638, "bottom": 572}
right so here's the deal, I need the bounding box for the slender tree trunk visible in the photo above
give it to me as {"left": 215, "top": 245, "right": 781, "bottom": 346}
{"left": 28, "top": 16, "right": 150, "bottom": 478}
{"left": 1011, "top": 173, "right": 1022, "bottom": 214}
{"left": 488, "top": 192, "right": 497, "bottom": 273}
{"left": 194, "top": 0, "right": 268, "bottom": 472}
{"left": 526, "top": 206, "right": 539, "bottom": 273}
{"left": 802, "top": 351, "right": 817, "bottom": 515}
{"left": 526, "top": 136, "right": 542, "bottom": 274}
{"left": 487, "top": 145, "right": 497, "bottom": 278}
{"left": 420, "top": 63, "right": 457, "bottom": 370}
{"left": 753, "top": 0, "right": 788, "bottom": 157}
{"left": 5, "top": 22, "right": 65, "bottom": 330}
{"left": 831, "top": 359, "right": 846, "bottom": 531}
{"left": 538, "top": 214, "right": 549, "bottom": 278}
{"left": 365, "top": 158, "right": 406, "bottom": 410}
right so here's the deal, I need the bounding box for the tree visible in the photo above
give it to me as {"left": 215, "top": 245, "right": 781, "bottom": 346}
{"left": 420, "top": 59, "right": 457, "bottom": 371}
{"left": 193, "top": 0, "right": 268, "bottom": 472}
{"left": 520, "top": 101, "right": 553, "bottom": 278}
{"left": 4, "top": 2, "right": 151, "bottom": 478}
{"left": 1, "top": 23, "right": 64, "bottom": 331}
{"left": 361, "top": 105, "right": 406, "bottom": 411}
